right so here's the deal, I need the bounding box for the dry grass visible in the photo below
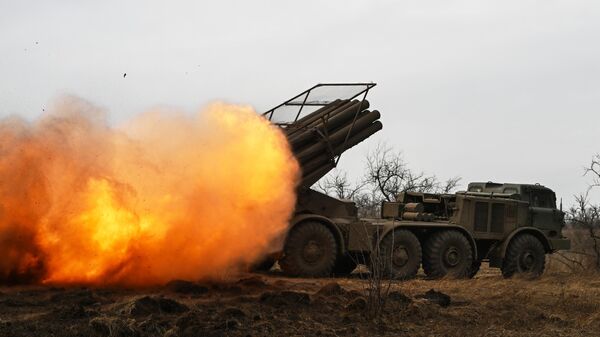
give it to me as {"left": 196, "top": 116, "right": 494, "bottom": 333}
{"left": 1, "top": 266, "right": 599, "bottom": 337}
{"left": 547, "top": 228, "right": 600, "bottom": 274}
{"left": 333, "top": 265, "right": 600, "bottom": 337}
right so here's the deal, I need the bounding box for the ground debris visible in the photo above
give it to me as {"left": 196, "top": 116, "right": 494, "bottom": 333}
{"left": 123, "top": 296, "right": 189, "bottom": 316}
{"left": 388, "top": 291, "right": 412, "bottom": 305}
{"left": 415, "top": 289, "right": 451, "bottom": 307}
{"left": 89, "top": 316, "right": 139, "bottom": 337}
{"left": 50, "top": 304, "right": 92, "bottom": 320}
{"left": 174, "top": 310, "right": 203, "bottom": 331}
{"left": 346, "top": 296, "right": 367, "bottom": 311}
{"left": 215, "top": 318, "right": 240, "bottom": 330}
{"left": 221, "top": 306, "right": 247, "bottom": 318}
{"left": 237, "top": 275, "right": 267, "bottom": 288}
{"left": 259, "top": 290, "right": 310, "bottom": 306}
{"left": 316, "top": 282, "right": 346, "bottom": 297}
{"left": 206, "top": 281, "right": 243, "bottom": 294}
{"left": 50, "top": 288, "right": 99, "bottom": 306}
{"left": 165, "top": 280, "right": 209, "bottom": 295}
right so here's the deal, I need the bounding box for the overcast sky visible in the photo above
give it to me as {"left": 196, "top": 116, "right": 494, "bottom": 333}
{"left": 1, "top": 0, "right": 599, "bottom": 204}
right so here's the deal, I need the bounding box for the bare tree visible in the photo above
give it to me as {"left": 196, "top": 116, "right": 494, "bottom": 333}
{"left": 317, "top": 143, "right": 461, "bottom": 217}
{"left": 440, "top": 176, "right": 462, "bottom": 194}
{"left": 354, "top": 188, "right": 381, "bottom": 218}
{"left": 556, "top": 154, "right": 600, "bottom": 272}
{"left": 364, "top": 143, "right": 438, "bottom": 202}
{"left": 576, "top": 154, "right": 600, "bottom": 269}
{"left": 316, "top": 169, "right": 366, "bottom": 200}
{"left": 586, "top": 154, "right": 600, "bottom": 188}
{"left": 565, "top": 193, "right": 600, "bottom": 270}
{"left": 363, "top": 237, "right": 393, "bottom": 321}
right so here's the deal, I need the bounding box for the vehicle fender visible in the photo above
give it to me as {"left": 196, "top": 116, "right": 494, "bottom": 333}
{"left": 289, "top": 214, "right": 346, "bottom": 255}
{"left": 378, "top": 223, "right": 479, "bottom": 261}
{"left": 498, "top": 227, "right": 552, "bottom": 258}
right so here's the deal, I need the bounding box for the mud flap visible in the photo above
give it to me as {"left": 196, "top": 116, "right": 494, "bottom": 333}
{"left": 549, "top": 238, "right": 571, "bottom": 251}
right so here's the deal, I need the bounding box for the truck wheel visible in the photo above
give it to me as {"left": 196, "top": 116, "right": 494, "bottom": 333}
{"left": 280, "top": 221, "right": 337, "bottom": 277}
{"left": 501, "top": 234, "right": 545, "bottom": 278}
{"left": 377, "top": 229, "right": 422, "bottom": 280}
{"left": 468, "top": 260, "right": 482, "bottom": 278}
{"left": 423, "top": 230, "right": 473, "bottom": 279}
{"left": 332, "top": 254, "right": 357, "bottom": 276}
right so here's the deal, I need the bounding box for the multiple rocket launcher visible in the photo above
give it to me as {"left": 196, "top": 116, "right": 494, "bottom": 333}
{"left": 282, "top": 99, "right": 383, "bottom": 187}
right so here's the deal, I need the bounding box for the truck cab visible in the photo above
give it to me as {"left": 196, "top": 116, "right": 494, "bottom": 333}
{"left": 451, "top": 182, "right": 570, "bottom": 270}
{"left": 464, "top": 182, "right": 566, "bottom": 237}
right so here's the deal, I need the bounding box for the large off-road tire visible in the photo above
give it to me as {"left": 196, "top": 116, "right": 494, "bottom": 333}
{"left": 332, "top": 254, "right": 357, "bottom": 276}
{"left": 423, "top": 230, "right": 473, "bottom": 279}
{"left": 501, "top": 234, "right": 546, "bottom": 279}
{"left": 279, "top": 221, "right": 337, "bottom": 277}
{"left": 376, "top": 229, "right": 422, "bottom": 280}
{"left": 468, "top": 259, "right": 482, "bottom": 279}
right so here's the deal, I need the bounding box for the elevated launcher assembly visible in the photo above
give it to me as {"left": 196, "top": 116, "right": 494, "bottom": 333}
{"left": 263, "top": 83, "right": 382, "bottom": 187}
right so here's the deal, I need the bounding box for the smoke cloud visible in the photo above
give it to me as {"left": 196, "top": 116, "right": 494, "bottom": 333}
{"left": 0, "top": 97, "right": 299, "bottom": 286}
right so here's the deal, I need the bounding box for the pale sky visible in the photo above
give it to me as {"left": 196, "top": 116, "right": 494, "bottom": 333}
{"left": 1, "top": 0, "right": 599, "bottom": 204}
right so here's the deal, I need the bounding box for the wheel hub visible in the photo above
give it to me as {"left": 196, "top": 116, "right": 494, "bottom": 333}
{"left": 392, "top": 246, "right": 409, "bottom": 267}
{"left": 302, "top": 240, "right": 322, "bottom": 263}
{"left": 444, "top": 247, "right": 460, "bottom": 267}
{"left": 519, "top": 251, "right": 536, "bottom": 271}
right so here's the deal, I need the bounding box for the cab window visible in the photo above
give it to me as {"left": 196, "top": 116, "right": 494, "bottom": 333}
{"left": 531, "top": 191, "right": 555, "bottom": 208}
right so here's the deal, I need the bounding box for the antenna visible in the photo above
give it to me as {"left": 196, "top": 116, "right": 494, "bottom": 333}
{"left": 560, "top": 198, "right": 563, "bottom": 212}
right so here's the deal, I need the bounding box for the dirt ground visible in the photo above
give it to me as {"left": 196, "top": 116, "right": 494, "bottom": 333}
{"left": 1, "top": 265, "right": 599, "bottom": 337}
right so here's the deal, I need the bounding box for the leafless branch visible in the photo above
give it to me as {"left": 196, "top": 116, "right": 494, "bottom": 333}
{"left": 567, "top": 192, "right": 600, "bottom": 270}
{"left": 441, "top": 176, "right": 462, "bottom": 193}
{"left": 316, "top": 142, "right": 461, "bottom": 217}
{"left": 364, "top": 142, "right": 441, "bottom": 201}
{"left": 585, "top": 154, "right": 600, "bottom": 189}
{"left": 554, "top": 252, "right": 587, "bottom": 271}
{"left": 316, "top": 169, "right": 367, "bottom": 200}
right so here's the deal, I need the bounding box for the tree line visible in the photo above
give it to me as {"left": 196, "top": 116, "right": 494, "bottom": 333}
{"left": 316, "top": 143, "right": 460, "bottom": 217}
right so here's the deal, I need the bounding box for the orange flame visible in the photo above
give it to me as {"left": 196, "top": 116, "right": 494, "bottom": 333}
{"left": 0, "top": 97, "right": 299, "bottom": 286}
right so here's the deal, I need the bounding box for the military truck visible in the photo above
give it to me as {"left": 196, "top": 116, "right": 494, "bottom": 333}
{"left": 261, "top": 83, "right": 570, "bottom": 279}
{"left": 376, "top": 182, "right": 571, "bottom": 279}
